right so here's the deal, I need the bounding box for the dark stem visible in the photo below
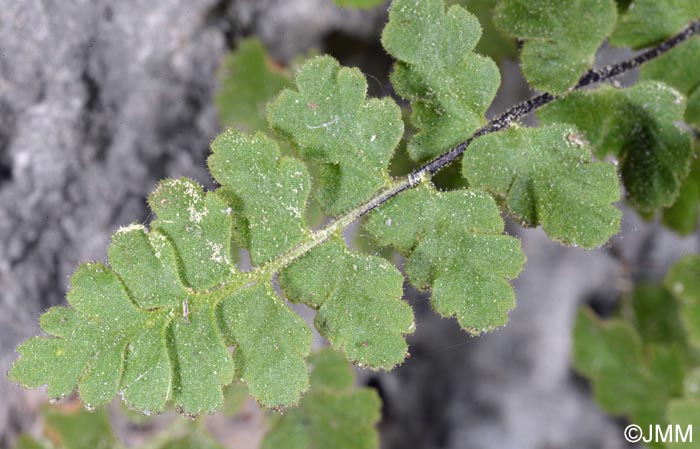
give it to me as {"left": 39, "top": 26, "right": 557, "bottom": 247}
{"left": 358, "top": 20, "right": 700, "bottom": 217}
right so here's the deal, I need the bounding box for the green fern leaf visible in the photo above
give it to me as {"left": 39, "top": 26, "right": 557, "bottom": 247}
{"left": 573, "top": 309, "right": 684, "bottom": 429}
{"left": 209, "top": 131, "right": 310, "bottom": 264}
{"left": 149, "top": 179, "right": 236, "bottom": 290}
{"left": 280, "top": 238, "right": 414, "bottom": 369}
{"left": 9, "top": 182, "right": 312, "bottom": 414}
{"left": 539, "top": 81, "right": 693, "bottom": 211}
{"left": 463, "top": 124, "right": 621, "bottom": 248}
{"left": 665, "top": 255, "right": 700, "bottom": 350}
{"left": 216, "top": 38, "right": 292, "bottom": 133}
{"left": 494, "top": 0, "right": 617, "bottom": 93}
{"left": 445, "top": 0, "right": 517, "bottom": 63}
{"left": 641, "top": 37, "right": 700, "bottom": 126}
{"left": 14, "top": 436, "right": 50, "bottom": 449}
{"left": 381, "top": 0, "right": 500, "bottom": 162}
{"left": 268, "top": 56, "right": 403, "bottom": 215}
{"left": 610, "top": 0, "right": 700, "bottom": 49}
{"left": 10, "top": 54, "right": 417, "bottom": 413}
{"left": 366, "top": 185, "right": 525, "bottom": 334}
{"left": 630, "top": 284, "right": 687, "bottom": 348}
{"left": 667, "top": 368, "right": 700, "bottom": 447}
{"left": 662, "top": 155, "right": 700, "bottom": 235}
{"left": 41, "top": 406, "right": 115, "bottom": 449}
{"left": 333, "top": 0, "right": 385, "bottom": 8}
{"left": 221, "top": 382, "right": 249, "bottom": 416}
{"left": 260, "top": 349, "right": 381, "bottom": 449}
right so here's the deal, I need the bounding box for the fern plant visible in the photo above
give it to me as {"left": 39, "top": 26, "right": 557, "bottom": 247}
{"left": 14, "top": 349, "right": 380, "bottom": 449}
{"left": 573, "top": 255, "right": 700, "bottom": 447}
{"left": 8, "top": 0, "right": 700, "bottom": 426}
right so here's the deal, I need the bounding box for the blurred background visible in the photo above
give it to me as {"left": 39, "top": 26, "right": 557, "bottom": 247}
{"left": 1, "top": 1, "right": 698, "bottom": 448}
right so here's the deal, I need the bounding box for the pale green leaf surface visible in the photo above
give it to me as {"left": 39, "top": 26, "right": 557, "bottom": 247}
{"left": 216, "top": 38, "right": 292, "bottom": 133}
{"left": 268, "top": 56, "right": 403, "bottom": 215}
{"left": 307, "top": 348, "right": 355, "bottom": 390}
{"left": 610, "top": 0, "right": 700, "bottom": 49}
{"left": 662, "top": 155, "right": 700, "bottom": 235}
{"left": 573, "top": 309, "right": 683, "bottom": 424}
{"left": 494, "top": 0, "right": 617, "bottom": 93}
{"left": 641, "top": 37, "right": 700, "bottom": 126}
{"left": 149, "top": 178, "right": 236, "bottom": 290}
{"left": 446, "top": 0, "right": 517, "bottom": 63}
{"left": 539, "top": 82, "right": 693, "bottom": 211}
{"left": 108, "top": 226, "right": 187, "bottom": 309}
{"left": 221, "top": 382, "right": 249, "bottom": 416}
{"left": 667, "top": 367, "right": 700, "bottom": 442}
{"left": 464, "top": 124, "right": 621, "bottom": 248}
{"left": 630, "top": 284, "right": 686, "bottom": 347}
{"left": 280, "top": 238, "right": 414, "bottom": 369}
{"left": 14, "top": 436, "right": 49, "bottom": 449}
{"left": 665, "top": 255, "right": 700, "bottom": 349}
{"left": 209, "top": 131, "right": 310, "bottom": 264}
{"left": 667, "top": 399, "right": 700, "bottom": 448}
{"left": 573, "top": 308, "right": 644, "bottom": 379}
{"left": 43, "top": 406, "right": 115, "bottom": 449}
{"left": 333, "top": 0, "right": 384, "bottom": 8}
{"left": 260, "top": 349, "right": 381, "bottom": 449}
{"left": 680, "top": 368, "right": 700, "bottom": 401}
{"left": 382, "top": 0, "right": 500, "bottom": 161}
{"left": 688, "top": 88, "right": 700, "bottom": 126}
{"left": 9, "top": 263, "right": 147, "bottom": 408}
{"left": 170, "top": 301, "right": 234, "bottom": 415}
{"left": 366, "top": 185, "right": 525, "bottom": 333}
{"left": 666, "top": 368, "right": 700, "bottom": 437}
{"left": 219, "top": 284, "right": 312, "bottom": 408}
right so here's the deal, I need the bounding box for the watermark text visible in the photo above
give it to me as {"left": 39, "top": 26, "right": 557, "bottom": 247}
{"left": 624, "top": 424, "right": 693, "bottom": 444}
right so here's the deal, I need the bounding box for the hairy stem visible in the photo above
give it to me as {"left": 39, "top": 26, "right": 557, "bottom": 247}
{"left": 252, "top": 20, "right": 700, "bottom": 280}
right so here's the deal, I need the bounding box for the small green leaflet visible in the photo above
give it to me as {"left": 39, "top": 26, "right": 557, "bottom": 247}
{"left": 209, "top": 131, "right": 311, "bottom": 265}
{"left": 446, "top": 0, "right": 517, "bottom": 63}
{"left": 280, "top": 238, "right": 414, "bottom": 370}
{"left": 366, "top": 185, "right": 525, "bottom": 334}
{"left": 382, "top": 0, "right": 500, "bottom": 162}
{"left": 665, "top": 255, "right": 700, "bottom": 350}
{"left": 268, "top": 56, "right": 403, "bottom": 215}
{"left": 333, "top": 0, "right": 385, "bottom": 8}
{"left": 641, "top": 37, "right": 700, "bottom": 127}
{"left": 663, "top": 155, "right": 700, "bottom": 235}
{"left": 13, "top": 406, "right": 116, "bottom": 449}
{"left": 630, "top": 284, "right": 687, "bottom": 348}
{"left": 464, "top": 124, "right": 621, "bottom": 248}
{"left": 494, "top": 0, "right": 617, "bottom": 93}
{"left": 260, "top": 349, "right": 381, "bottom": 449}
{"left": 573, "top": 309, "right": 684, "bottom": 436}
{"left": 216, "top": 38, "right": 292, "bottom": 134}
{"left": 610, "top": 0, "right": 700, "bottom": 49}
{"left": 539, "top": 81, "right": 693, "bottom": 211}
{"left": 667, "top": 369, "right": 700, "bottom": 448}
{"left": 573, "top": 256, "right": 700, "bottom": 447}
{"left": 12, "top": 403, "right": 226, "bottom": 449}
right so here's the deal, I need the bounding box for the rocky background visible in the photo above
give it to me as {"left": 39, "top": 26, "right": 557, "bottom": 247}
{"left": 1, "top": 1, "right": 698, "bottom": 448}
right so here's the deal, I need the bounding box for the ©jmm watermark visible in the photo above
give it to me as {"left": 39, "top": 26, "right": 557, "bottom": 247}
{"left": 625, "top": 424, "right": 693, "bottom": 444}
